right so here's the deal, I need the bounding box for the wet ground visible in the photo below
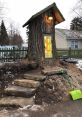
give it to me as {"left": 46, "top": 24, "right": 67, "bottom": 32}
{"left": 0, "top": 99, "right": 82, "bottom": 117}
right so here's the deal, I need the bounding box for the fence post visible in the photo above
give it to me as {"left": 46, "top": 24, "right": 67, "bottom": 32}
{"left": 13, "top": 47, "right": 15, "bottom": 61}
{"left": 68, "top": 47, "right": 71, "bottom": 58}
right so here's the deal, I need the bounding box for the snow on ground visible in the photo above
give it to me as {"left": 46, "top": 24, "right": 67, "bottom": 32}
{"left": 76, "top": 59, "right": 82, "bottom": 70}
{"left": 62, "top": 58, "right": 82, "bottom": 70}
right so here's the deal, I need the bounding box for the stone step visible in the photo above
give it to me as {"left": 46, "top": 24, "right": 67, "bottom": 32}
{"left": 14, "top": 79, "right": 40, "bottom": 88}
{"left": 41, "top": 67, "right": 66, "bottom": 75}
{"left": 0, "top": 97, "right": 33, "bottom": 107}
{"left": 4, "top": 86, "right": 36, "bottom": 98}
{"left": 24, "top": 74, "right": 46, "bottom": 81}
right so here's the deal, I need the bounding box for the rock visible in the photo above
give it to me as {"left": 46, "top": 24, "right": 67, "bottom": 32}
{"left": 24, "top": 74, "right": 46, "bottom": 81}
{"left": 41, "top": 67, "right": 67, "bottom": 76}
{"left": 28, "top": 62, "right": 39, "bottom": 69}
{"left": 4, "top": 86, "right": 36, "bottom": 97}
{"left": 60, "top": 60, "right": 68, "bottom": 67}
{"left": 14, "top": 79, "right": 40, "bottom": 88}
{"left": 0, "top": 97, "right": 34, "bottom": 107}
{"left": 65, "top": 58, "right": 77, "bottom": 64}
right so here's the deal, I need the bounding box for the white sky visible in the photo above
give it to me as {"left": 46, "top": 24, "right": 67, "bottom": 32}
{"left": 2, "top": 0, "right": 78, "bottom": 42}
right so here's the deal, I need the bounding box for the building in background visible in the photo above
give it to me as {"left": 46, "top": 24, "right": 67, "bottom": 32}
{"left": 55, "top": 28, "right": 82, "bottom": 49}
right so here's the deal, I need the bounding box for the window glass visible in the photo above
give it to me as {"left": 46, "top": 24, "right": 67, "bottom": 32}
{"left": 71, "top": 40, "right": 74, "bottom": 49}
{"left": 71, "top": 40, "right": 78, "bottom": 49}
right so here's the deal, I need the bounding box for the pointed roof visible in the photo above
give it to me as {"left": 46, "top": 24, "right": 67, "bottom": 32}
{"left": 23, "top": 3, "right": 65, "bottom": 27}
{"left": 55, "top": 28, "right": 82, "bottom": 40}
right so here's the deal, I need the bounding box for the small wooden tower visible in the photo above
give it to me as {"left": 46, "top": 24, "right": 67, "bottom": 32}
{"left": 23, "top": 3, "right": 65, "bottom": 65}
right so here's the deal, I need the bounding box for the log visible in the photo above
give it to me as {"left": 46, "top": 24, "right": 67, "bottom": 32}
{"left": 14, "top": 79, "right": 40, "bottom": 88}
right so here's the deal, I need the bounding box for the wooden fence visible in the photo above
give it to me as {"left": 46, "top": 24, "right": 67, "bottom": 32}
{"left": 57, "top": 48, "right": 82, "bottom": 58}
{"left": 1, "top": 47, "right": 82, "bottom": 62}
{"left": 0, "top": 47, "right": 28, "bottom": 62}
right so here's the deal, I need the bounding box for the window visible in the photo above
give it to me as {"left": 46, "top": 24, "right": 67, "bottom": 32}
{"left": 71, "top": 40, "right": 78, "bottom": 49}
{"left": 71, "top": 40, "right": 74, "bottom": 49}
{"left": 75, "top": 41, "right": 78, "bottom": 49}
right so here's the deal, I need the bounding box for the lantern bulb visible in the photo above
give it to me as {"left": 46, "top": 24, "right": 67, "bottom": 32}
{"left": 48, "top": 16, "right": 53, "bottom": 20}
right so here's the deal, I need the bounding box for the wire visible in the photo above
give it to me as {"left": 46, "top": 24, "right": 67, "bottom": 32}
{"left": 72, "top": 9, "right": 82, "bottom": 19}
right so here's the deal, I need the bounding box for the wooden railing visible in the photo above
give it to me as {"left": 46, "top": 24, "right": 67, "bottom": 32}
{"left": 0, "top": 47, "right": 28, "bottom": 62}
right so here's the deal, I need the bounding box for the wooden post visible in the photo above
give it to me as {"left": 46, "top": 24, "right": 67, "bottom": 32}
{"left": 13, "top": 47, "right": 15, "bottom": 61}
{"left": 0, "top": 48, "right": 2, "bottom": 60}
{"left": 53, "top": 28, "right": 57, "bottom": 59}
{"left": 78, "top": 49, "right": 79, "bottom": 58}
{"left": 68, "top": 47, "right": 71, "bottom": 58}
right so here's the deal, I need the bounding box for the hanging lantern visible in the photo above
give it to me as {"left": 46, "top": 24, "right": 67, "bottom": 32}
{"left": 48, "top": 11, "right": 53, "bottom": 21}
{"left": 48, "top": 16, "right": 53, "bottom": 20}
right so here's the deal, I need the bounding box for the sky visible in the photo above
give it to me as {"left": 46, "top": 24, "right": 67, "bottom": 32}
{"left": 1, "top": 0, "right": 78, "bottom": 42}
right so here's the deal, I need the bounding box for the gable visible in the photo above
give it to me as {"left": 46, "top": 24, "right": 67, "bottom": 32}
{"left": 23, "top": 3, "right": 65, "bottom": 27}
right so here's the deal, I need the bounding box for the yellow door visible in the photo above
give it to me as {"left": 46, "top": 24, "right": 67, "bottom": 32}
{"left": 44, "top": 35, "right": 53, "bottom": 58}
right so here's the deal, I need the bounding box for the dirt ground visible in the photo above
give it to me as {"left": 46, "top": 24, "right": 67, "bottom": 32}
{"left": 0, "top": 59, "right": 82, "bottom": 116}
{"left": 55, "top": 60, "right": 82, "bottom": 81}
{"left": 0, "top": 100, "right": 82, "bottom": 117}
{"left": 33, "top": 60, "right": 82, "bottom": 105}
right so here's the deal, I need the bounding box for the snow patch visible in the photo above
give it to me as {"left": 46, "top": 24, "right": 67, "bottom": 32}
{"left": 29, "top": 105, "right": 44, "bottom": 111}
{"left": 76, "top": 60, "right": 82, "bottom": 70}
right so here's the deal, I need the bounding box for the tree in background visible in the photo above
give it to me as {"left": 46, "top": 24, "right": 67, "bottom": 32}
{"left": 0, "top": 20, "right": 9, "bottom": 45}
{"left": 11, "top": 34, "right": 23, "bottom": 47}
{"left": 70, "top": 17, "right": 82, "bottom": 30}
{"left": 70, "top": 0, "right": 82, "bottom": 31}
{"left": 8, "top": 23, "right": 15, "bottom": 40}
{"left": 8, "top": 23, "right": 23, "bottom": 47}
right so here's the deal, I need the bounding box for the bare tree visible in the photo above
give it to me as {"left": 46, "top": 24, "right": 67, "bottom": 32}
{"left": 73, "top": 0, "right": 82, "bottom": 18}
{"left": 11, "top": 34, "right": 23, "bottom": 47}
{"left": 8, "top": 23, "right": 16, "bottom": 40}
{"left": 8, "top": 22, "right": 23, "bottom": 46}
{"left": 8, "top": 22, "right": 20, "bottom": 37}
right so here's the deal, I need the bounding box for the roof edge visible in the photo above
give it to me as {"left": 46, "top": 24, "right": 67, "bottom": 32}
{"left": 23, "top": 2, "right": 65, "bottom": 27}
{"left": 23, "top": 3, "right": 56, "bottom": 27}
